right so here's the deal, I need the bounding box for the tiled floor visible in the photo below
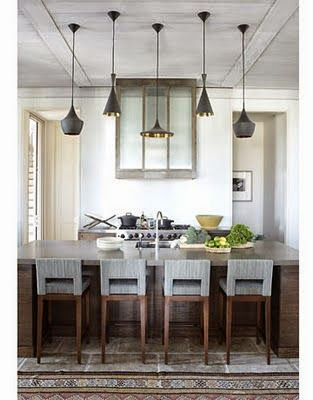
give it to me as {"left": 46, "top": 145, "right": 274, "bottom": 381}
{"left": 18, "top": 336, "right": 299, "bottom": 374}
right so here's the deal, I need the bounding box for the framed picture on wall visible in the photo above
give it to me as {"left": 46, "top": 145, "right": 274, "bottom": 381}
{"left": 233, "top": 170, "right": 253, "bottom": 202}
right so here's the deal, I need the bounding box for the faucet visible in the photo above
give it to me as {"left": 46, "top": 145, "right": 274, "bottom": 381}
{"left": 138, "top": 232, "right": 144, "bottom": 249}
{"left": 155, "top": 211, "right": 163, "bottom": 258}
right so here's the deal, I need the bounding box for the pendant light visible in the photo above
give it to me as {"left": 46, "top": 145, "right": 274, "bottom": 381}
{"left": 196, "top": 11, "right": 213, "bottom": 117}
{"left": 140, "top": 24, "right": 174, "bottom": 138}
{"left": 233, "top": 24, "right": 255, "bottom": 138}
{"left": 103, "top": 11, "right": 121, "bottom": 117}
{"left": 61, "top": 23, "right": 84, "bottom": 135}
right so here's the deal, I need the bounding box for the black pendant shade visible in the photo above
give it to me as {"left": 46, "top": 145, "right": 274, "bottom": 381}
{"left": 233, "top": 24, "right": 255, "bottom": 138}
{"left": 103, "top": 11, "right": 121, "bottom": 117}
{"left": 140, "top": 23, "right": 174, "bottom": 138}
{"left": 61, "top": 23, "right": 84, "bottom": 136}
{"left": 196, "top": 11, "right": 213, "bottom": 117}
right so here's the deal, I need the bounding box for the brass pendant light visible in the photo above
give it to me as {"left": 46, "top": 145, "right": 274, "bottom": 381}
{"left": 103, "top": 11, "right": 121, "bottom": 117}
{"left": 61, "top": 23, "right": 84, "bottom": 136}
{"left": 196, "top": 11, "right": 213, "bottom": 117}
{"left": 140, "top": 23, "right": 174, "bottom": 138}
{"left": 233, "top": 24, "right": 255, "bottom": 138}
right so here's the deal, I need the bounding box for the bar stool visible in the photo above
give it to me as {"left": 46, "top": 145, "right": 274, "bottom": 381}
{"left": 36, "top": 258, "right": 91, "bottom": 364}
{"left": 163, "top": 260, "right": 211, "bottom": 365}
{"left": 218, "top": 259, "right": 273, "bottom": 365}
{"left": 100, "top": 259, "right": 147, "bottom": 363}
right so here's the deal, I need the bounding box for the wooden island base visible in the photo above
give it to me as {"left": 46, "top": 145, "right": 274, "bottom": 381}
{"left": 18, "top": 240, "right": 299, "bottom": 358}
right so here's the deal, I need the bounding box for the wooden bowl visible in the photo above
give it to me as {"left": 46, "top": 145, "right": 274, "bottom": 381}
{"left": 196, "top": 215, "right": 223, "bottom": 229}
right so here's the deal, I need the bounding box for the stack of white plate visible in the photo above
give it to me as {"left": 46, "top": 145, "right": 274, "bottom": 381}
{"left": 96, "top": 237, "right": 124, "bottom": 251}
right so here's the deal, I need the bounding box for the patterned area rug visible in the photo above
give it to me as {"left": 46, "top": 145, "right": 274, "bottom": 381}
{"left": 18, "top": 371, "right": 299, "bottom": 399}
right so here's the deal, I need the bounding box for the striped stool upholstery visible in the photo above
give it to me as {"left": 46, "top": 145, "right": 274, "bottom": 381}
{"left": 163, "top": 260, "right": 211, "bottom": 365}
{"left": 218, "top": 259, "right": 273, "bottom": 364}
{"left": 100, "top": 259, "right": 147, "bottom": 363}
{"left": 36, "top": 258, "right": 91, "bottom": 364}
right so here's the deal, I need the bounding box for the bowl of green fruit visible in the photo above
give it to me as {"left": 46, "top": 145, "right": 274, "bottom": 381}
{"left": 205, "top": 236, "right": 231, "bottom": 253}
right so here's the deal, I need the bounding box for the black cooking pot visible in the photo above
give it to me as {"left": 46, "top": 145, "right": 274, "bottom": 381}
{"left": 158, "top": 217, "right": 174, "bottom": 229}
{"left": 118, "top": 212, "right": 139, "bottom": 228}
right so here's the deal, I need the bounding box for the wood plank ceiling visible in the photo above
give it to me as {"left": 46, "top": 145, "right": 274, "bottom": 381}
{"left": 18, "top": 0, "right": 299, "bottom": 89}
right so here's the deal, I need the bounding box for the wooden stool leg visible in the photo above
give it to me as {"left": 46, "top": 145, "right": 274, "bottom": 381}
{"left": 265, "top": 297, "right": 271, "bottom": 365}
{"left": 218, "top": 289, "right": 224, "bottom": 345}
{"left": 203, "top": 297, "right": 209, "bottom": 365}
{"left": 47, "top": 301, "right": 52, "bottom": 343}
{"left": 256, "top": 301, "right": 261, "bottom": 345}
{"left": 85, "top": 288, "right": 90, "bottom": 344}
{"left": 145, "top": 296, "right": 148, "bottom": 343}
{"left": 36, "top": 296, "right": 44, "bottom": 363}
{"left": 226, "top": 297, "right": 233, "bottom": 365}
{"left": 164, "top": 296, "right": 170, "bottom": 364}
{"left": 200, "top": 302, "right": 204, "bottom": 345}
{"left": 140, "top": 296, "right": 146, "bottom": 364}
{"left": 76, "top": 296, "right": 82, "bottom": 364}
{"left": 101, "top": 296, "right": 107, "bottom": 363}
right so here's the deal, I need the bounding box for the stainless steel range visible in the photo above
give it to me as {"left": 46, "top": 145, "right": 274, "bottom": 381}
{"left": 116, "top": 226, "right": 189, "bottom": 241}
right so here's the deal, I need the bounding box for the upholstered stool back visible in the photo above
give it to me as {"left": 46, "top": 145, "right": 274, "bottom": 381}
{"left": 36, "top": 258, "right": 86, "bottom": 296}
{"left": 164, "top": 260, "right": 211, "bottom": 296}
{"left": 100, "top": 259, "right": 147, "bottom": 296}
{"left": 222, "top": 259, "right": 273, "bottom": 296}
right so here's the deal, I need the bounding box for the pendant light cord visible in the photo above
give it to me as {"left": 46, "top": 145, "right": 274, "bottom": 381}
{"left": 202, "top": 19, "right": 206, "bottom": 76}
{"left": 156, "top": 30, "right": 159, "bottom": 120}
{"left": 112, "top": 19, "right": 115, "bottom": 75}
{"left": 242, "top": 30, "right": 245, "bottom": 109}
{"left": 71, "top": 30, "right": 75, "bottom": 106}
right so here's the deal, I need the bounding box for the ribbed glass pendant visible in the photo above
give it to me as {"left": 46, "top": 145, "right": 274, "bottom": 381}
{"left": 140, "top": 23, "right": 174, "bottom": 138}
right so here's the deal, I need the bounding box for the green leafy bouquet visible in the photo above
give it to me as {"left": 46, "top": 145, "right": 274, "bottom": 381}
{"left": 226, "top": 224, "right": 254, "bottom": 247}
{"left": 184, "top": 226, "right": 210, "bottom": 244}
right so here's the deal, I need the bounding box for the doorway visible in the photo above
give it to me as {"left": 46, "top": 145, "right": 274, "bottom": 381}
{"left": 232, "top": 112, "right": 287, "bottom": 242}
{"left": 27, "top": 114, "right": 43, "bottom": 242}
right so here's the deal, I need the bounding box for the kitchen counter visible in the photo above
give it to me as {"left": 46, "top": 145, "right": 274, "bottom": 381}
{"left": 18, "top": 240, "right": 298, "bottom": 359}
{"left": 18, "top": 239, "right": 298, "bottom": 266}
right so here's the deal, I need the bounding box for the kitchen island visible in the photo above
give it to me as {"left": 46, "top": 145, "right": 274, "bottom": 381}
{"left": 18, "top": 240, "right": 299, "bottom": 358}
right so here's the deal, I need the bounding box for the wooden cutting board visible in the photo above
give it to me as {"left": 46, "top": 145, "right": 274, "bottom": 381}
{"left": 179, "top": 243, "right": 206, "bottom": 249}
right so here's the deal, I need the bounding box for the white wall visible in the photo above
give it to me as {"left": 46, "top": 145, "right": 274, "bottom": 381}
{"left": 18, "top": 88, "right": 298, "bottom": 248}
{"left": 263, "top": 113, "right": 287, "bottom": 242}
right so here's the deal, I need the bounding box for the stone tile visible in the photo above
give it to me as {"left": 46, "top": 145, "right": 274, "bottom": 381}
{"left": 84, "top": 337, "right": 119, "bottom": 354}
{"left": 18, "top": 358, "right": 26, "bottom": 369}
{"left": 288, "top": 358, "right": 299, "bottom": 371}
{"left": 19, "top": 356, "right": 87, "bottom": 372}
{"left": 226, "top": 353, "right": 295, "bottom": 373}
{"left": 207, "top": 337, "right": 260, "bottom": 354}
{"left": 41, "top": 337, "right": 63, "bottom": 354}
{"left": 158, "top": 353, "right": 226, "bottom": 373}
{"left": 85, "top": 353, "right": 158, "bottom": 372}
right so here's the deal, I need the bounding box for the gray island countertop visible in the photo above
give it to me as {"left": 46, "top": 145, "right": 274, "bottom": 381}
{"left": 18, "top": 240, "right": 299, "bottom": 266}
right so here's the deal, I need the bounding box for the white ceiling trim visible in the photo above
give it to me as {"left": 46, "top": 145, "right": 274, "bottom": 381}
{"left": 222, "top": 0, "right": 298, "bottom": 87}
{"left": 19, "top": 0, "right": 92, "bottom": 87}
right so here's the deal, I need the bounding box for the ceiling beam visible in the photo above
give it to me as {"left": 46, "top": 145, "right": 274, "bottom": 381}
{"left": 222, "top": 0, "right": 298, "bottom": 87}
{"left": 19, "top": 0, "right": 92, "bottom": 87}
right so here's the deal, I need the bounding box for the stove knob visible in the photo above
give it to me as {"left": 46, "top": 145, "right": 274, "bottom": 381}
{"left": 128, "top": 234, "right": 133, "bottom": 239}
{"left": 120, "top": 234, "right": 125, "bottom": 239}
{"left": 167, "top": 234, "right": 172, "bottom": 240}
{"left": 134, "top": 233, "right": 139, "bottom": 238}
{"left": 147, "top": 233, "right": 151, "bottom": 238}
{"left": 153, "top": 233, "right": 156, "bottom": 238}
{"left": 172, "top": 233, "right": 177, "bottom": 239}
{"left": 159, "top": 234, "right": 164, "bottom": 240}
{"left": 178, "top": 234, "right": 182, "bottom": 239}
